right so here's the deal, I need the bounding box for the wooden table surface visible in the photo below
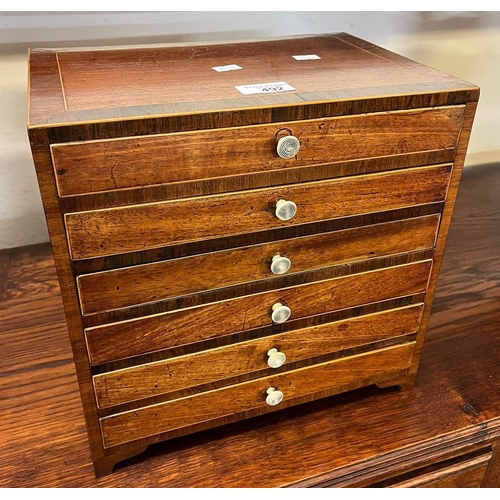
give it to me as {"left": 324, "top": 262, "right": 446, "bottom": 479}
{"left": 1, "top": 163, "right": 499, "bottom": 488}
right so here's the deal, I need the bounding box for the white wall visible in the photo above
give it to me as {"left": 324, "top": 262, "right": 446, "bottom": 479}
{"left": 1, "top": 11, "right": 499, "bottom": 249}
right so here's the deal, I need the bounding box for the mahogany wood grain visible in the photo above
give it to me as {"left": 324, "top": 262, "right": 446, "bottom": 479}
{"left": 291, "top": 162, "right": 500, "bottom": 488}
{"left": 82, "top": 250, "right": 434, "bottom": 328}
{"left": 61, "top": 153, "right": 454, "bottom": 218}
{"left": 84, "top": 260, "right": 431, "bottom": 364}
{"left": 69, "top": 204, "right": 443, "bottom": 276}
{"left": 27, "top": 129, "right": 106, "bottom": 471}
{"left": 25, "top": 34, "right": 481, "bottom": 482}
{"left": 51, "top": 106, "right": 463, "bottom": 197}
{"left": 65, "top": 164, "right": 452, "bottom": 260}
{"left": 0, "top": 163, "right": 498, "bottom": 486}
{"left": 99, "top": 342, "right": 415, "bottom": 448}
{"left": 482, "top": 441, "right": 500, "bottom": 487}
{"left": 27, "top": 51, "right": 66, "bottom": 123}
{"left": 93, "top": 304, "right": 423, "bottom": 409}
{"left": 389, "top": 453, "right": 491, "bottom": 488}
{"left": 77, "top": 215, "right": 439, "bottom": 315}
{"left": 52, "top": 36, "right": 445, "bottom": 110}
{"left": 28, "top": 34, "right": 478, "bottom": 127}
{"left": 378, "top": 100, "right": 478, "bottom": 392}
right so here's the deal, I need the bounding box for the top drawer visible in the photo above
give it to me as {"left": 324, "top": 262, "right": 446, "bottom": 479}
{"left": 50, "top": 106, "right": 464, "bottom": 197}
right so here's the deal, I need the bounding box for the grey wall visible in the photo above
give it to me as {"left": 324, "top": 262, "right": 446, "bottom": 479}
{"left": 1, "top": 11, "right": 499, "bottom": 249}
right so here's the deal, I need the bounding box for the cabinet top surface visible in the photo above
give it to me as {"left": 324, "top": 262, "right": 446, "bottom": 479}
{"left": 27, "top": 33, "right": 478, "bottom": 127}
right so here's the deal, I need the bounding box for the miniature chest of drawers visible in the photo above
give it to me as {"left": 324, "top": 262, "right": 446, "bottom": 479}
{"left": 27, "top": 33, "right": 479, "bottom": 478}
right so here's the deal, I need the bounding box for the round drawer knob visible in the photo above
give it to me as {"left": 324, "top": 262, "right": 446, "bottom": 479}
{"left": 270, "top": 254, "right": 291, "bottom": 275}
{"left": 267, "top": 348, "right": 287, "bottom": 368}
{"left": 275, "top": 199, "right": 297, "bottom": 221}
{"left": 271, "top": 302, "right": 291, "bottom": 324}
{"left": 266, "top": 387, "right": 284, "bottom": 406}
{"left": 277, "top": 135, "right": 300, "bottom": 159}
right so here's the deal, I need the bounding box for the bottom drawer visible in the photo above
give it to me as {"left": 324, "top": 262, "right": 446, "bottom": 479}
{"left": 99, "top": 341, "right": 416, "bottom": 448}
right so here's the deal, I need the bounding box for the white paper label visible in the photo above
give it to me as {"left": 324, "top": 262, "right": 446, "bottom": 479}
{"left": 212, "top": 64, "right": 242, "bottom": 72}
{"left": 235, "top": 81, "right": 295, "bottom": 95}
{"left": 292, "top": 54, "right": 321, "bottom": 60}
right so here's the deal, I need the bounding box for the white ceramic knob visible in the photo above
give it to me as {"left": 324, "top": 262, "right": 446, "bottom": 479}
{"left": 275, "top": 199, "right": 297, "bottom": 221}
{"left": 270, "top": 254, "right": 291, "bottom": 275}
{"left": 271, "top": 302, "right": 291, "bottom": 324}
{"left": 267, "top": 348, "right": 287, "bottom": 368}
{"left": 277, "top": 135, "right": 300, "bottom": 159}
{"left": 265, "top": 387, "right": 284, "bottom": 406}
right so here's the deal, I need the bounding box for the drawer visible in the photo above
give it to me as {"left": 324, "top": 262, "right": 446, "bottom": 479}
{"left": 77, "top": 215, "right": 439, "bottom": 315}
{"left": 99, "top": 341, "right": 416, "bottom": 448}
{"left": 85, "top": 260, "right": 432, "bottom": 364}
{"left": 93, "top": 304, "right": 423, "bottom": 408}
{"left": 65, "top": 164, "right": 452, "bottom": 260}
{"left": 51, "top": 106, "right": 464, "bottom": 197}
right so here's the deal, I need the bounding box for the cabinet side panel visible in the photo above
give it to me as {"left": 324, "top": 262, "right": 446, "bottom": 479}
{"left": 27, "top": 128, "right": 109, "bottom": 463}
{"left": 382, "top": 100, "right": 478, "bottom": 388}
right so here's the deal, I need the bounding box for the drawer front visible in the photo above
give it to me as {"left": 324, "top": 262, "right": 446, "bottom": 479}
{"left": 93, "top": 304, "right": 423, "bottom": 408}
{"left": 85, "top": 260, "right": 432, "bottom": 364}
{"left": 77, "top": 215, "right": 439, "bottom": 314}
{"left": 100, "top": 343, "right": 415, "bottom": 448}
{"left": 99, "top": 342, "right": 416, "bottom": 448}
{"left": 51, "top": 106, "right": 464, "bottom": 197}
{"left": 65, "top": 164, "right": 451, "bottom": 260}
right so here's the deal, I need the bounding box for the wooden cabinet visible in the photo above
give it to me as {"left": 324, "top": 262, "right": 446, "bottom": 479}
{"left": 27, "top": 33, "right": 479, "bottom": 478}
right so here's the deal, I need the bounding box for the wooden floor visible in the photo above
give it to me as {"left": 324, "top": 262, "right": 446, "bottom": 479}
{"left": 1, "top": 163, "right": 499, "bottom": 487}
